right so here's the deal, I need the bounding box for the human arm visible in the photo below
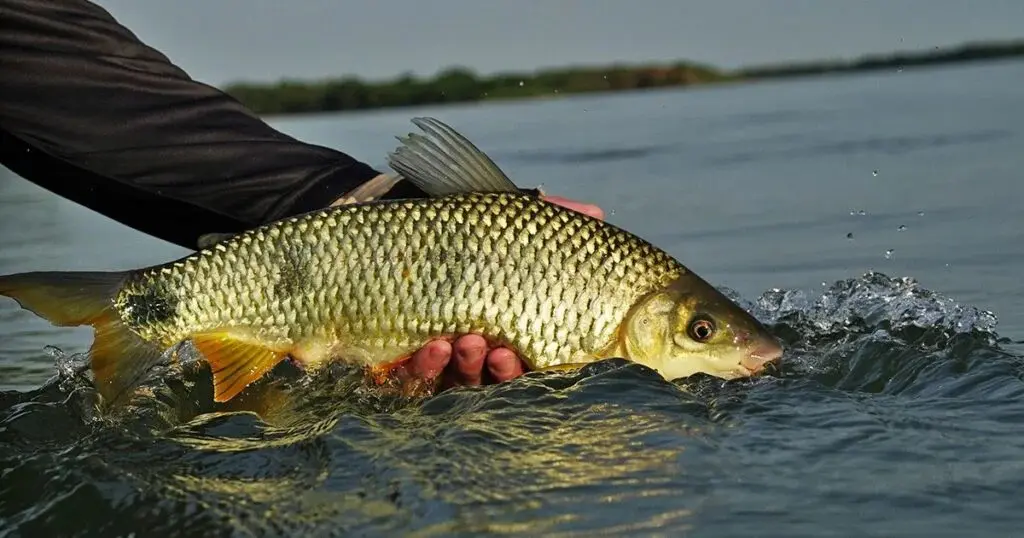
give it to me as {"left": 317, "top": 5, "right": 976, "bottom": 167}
{"left": 0, "top": 0, "right": 427, "bottom": 251}
{"left": 0, "top": 0, "right": 604, "bottom": 390}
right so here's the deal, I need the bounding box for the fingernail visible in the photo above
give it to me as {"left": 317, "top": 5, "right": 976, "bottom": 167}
{"left": 429, "top": 345, "right": 449, "bottom": 362}
{"left": 456, "top": 345, "right": 484, "bottom": 361}
{"left": 489, "top": 360, "right": 511, "bottom": 376}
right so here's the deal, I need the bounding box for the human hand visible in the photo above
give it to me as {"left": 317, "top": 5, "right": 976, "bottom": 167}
{"left": 404, "top": 196, "right": 605, "bottom": 390}
{"left": 335, "top": 179, "right": 604, "bottom": 392}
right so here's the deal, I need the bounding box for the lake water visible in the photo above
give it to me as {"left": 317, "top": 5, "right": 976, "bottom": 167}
{"left": 2, "top": 60, "right": 1024, "bottom": 537}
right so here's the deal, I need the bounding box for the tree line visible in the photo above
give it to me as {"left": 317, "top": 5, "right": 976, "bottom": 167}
{"left": 222, "top": 39, "right": 1024, "bottom": 116}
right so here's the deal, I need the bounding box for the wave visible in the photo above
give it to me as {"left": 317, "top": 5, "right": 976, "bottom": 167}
{"left": 0, "top": 271, "right": 1019, "bottom": 536}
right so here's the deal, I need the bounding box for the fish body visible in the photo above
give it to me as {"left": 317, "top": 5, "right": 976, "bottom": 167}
{"left": 0, "top": 117, "right": 783, "bottom": 407}
{"left": 121, "top": 191, "right": 683, "bottom": 370}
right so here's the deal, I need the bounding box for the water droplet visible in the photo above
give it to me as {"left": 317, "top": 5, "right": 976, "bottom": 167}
{"left": 609, "top": 209, "right": 617, "bottom": 216}
{"left": 898, "top": 225, "right": 907, "bottom": 232}
{"left": 846, "top": 232, "right": 854, "bottom": 240}
{"left": 917, "top": 211, "right": 925, "bottom": 217}
{"left": 872, "top": 170, "right": 879, "bottom": 177}
{"left": 884, "top": 249, "right": 894, "bottom": 259}
{"left": 518, "top": 80, "right": 524, "bottom": 87}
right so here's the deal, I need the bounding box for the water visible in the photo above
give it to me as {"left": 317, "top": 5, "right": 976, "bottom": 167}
{"left": 2, "top": 60, "right": 1024, "bottom": 536}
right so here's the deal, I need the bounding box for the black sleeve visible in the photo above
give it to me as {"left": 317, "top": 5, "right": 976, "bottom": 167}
{"left": 0, "top": 0, "right": 425, "bottom": 250}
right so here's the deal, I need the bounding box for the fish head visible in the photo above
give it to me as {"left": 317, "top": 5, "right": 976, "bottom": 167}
{"left": 622, "top": 272, "right": 783, "bottom": 382}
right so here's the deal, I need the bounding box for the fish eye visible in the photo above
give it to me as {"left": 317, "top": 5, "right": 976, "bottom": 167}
{"left": 688, "top": 317, "right": 715, "bottom": 342}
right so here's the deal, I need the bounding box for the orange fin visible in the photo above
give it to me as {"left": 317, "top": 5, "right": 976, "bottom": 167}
{"left": 192, "top": 331, "right": 289, "bottom": 403}
{"left": 0, "top": 270, "right": 165, "bottom": 407}
{"left": 89, "top": 311, "right": 167, "bottom": 406}
{"left": 369, "top": 355, "right": 413, "bottom": 385}
{"left": 0, "top": 270, "right": 126, "bottom": 326}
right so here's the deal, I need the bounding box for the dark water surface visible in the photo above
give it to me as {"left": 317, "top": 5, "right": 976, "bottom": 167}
{"left": 2, "top": 61, "right": 1024, "bottom": 537}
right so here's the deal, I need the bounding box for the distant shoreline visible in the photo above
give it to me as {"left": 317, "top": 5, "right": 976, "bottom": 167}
{"left": 222, "top": 39, "right": 1024, "bottom": 117}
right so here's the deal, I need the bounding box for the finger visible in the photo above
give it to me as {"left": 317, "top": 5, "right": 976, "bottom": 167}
{"left": 486, "top": 348, "right": 524, "bottom": 382}
{"left": 543, "top": 195, "right": 606, "bottom": 220}
{"left": 451, "top": 334, "right": 488, "bottom": 385}
{"left": 408, "top": 339, "right": 452, "bottom": 380}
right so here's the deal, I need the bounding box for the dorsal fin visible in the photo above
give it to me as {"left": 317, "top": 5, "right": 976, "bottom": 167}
{"left": 386, "top": 117, "right": 521, "bottom": 196}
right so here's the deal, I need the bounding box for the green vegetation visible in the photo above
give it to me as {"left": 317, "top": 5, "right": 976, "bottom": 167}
{"left": 224, "top": 62, "right": 730, "bottom": 115}
{"left": 737, "top": 39, "right": 1024, "bottom": 78}
{"left": 222, "top": 39, "right": 1024, "bottom": 116}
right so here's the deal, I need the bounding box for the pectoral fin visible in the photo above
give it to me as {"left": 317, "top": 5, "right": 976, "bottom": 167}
{"left": 192, "top": 331, "right": 290, "bottom": 403}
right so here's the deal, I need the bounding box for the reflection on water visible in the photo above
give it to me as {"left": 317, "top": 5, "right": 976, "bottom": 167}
{"left": 2, "top": 268, "right": 1018, "bottom": 536}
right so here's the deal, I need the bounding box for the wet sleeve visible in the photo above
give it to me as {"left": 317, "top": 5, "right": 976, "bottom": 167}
{"left": 0, "top": 0, "right": 425, "bottom": 250}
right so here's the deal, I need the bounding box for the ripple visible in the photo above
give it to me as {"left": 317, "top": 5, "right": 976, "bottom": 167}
{"left": 704, "top": 128, "right": 1014, "bottom": 166}
{"left": 1, "top": 272, "right": 1023, "bottom": 535}
{"left": 502, "top": 143, "right": 674, "bottom": 165}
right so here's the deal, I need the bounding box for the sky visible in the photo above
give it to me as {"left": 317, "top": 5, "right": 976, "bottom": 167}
{"left": 92, "top": 0, "right": 1024, "bottom": 87}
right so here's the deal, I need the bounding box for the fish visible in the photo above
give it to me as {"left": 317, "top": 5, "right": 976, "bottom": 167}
{"left": 0, "top": 117, "right": 784, "bottom": 408}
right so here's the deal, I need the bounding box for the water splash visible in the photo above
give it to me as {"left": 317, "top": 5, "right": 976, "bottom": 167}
{"left": 0, "top": 271, "right": 1018, "bottom": 536}
{"left": 43, "top": 345, "right": 90, "bottom": 394}
{"left": 25, "top": 272, "right": 1007, "bottom": 425}
{"left": 751, "top": 271, "right": 998, "bottom": 341}
{"left": 721, "top": 271, "right": 1009, "bottom": 402}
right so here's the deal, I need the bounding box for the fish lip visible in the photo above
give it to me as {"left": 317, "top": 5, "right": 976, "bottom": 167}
{"left": 739, "top": 348, "right": 784, "bottom": 376}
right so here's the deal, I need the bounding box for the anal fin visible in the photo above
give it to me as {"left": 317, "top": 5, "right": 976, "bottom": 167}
{"left": 192, "top": 330, "right": 290, "bottom": 403}
{"left": 368, "top": 354, "right": 414, "bottom": 385}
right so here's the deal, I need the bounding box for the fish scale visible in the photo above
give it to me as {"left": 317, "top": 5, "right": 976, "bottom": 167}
{"left": 116, "top": 194, "right": 679, "bottom": 375}
{"left": 0, "top": 116, "right": 784, "bottom": 408}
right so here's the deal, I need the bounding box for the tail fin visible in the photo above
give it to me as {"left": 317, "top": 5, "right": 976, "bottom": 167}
{"left": 0, "top": 271, "right": 123, "bottom": 326}
{"left": 0, "top": 271, "right": 165, "bottom": 407}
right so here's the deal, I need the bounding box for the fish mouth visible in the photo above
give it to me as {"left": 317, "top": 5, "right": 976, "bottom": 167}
{"left": 738, "top": 341, "right": 785, "bottom": 376}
